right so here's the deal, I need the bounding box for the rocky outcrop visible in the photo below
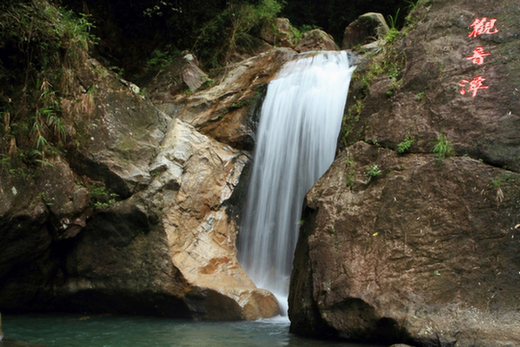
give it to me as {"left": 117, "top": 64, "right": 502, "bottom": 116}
{"left": 148, "top": 48, "right": 297, "bottom": 150}
{"left": 295, "top": 29, "right": 339, "bottom": 53}
{"left": 290, "top": 142, "right": 520, "bottom": 345}
{"left": 346, "top": 1, "right": 520, "bottom": 172}
{"left": 0, "top": 47, "right": 296, "bottom": 319}
{"left": 289, "top": 0, "right": 520, "bottom": 346}
{"left": 141, "top": 52, "right": 210, "bottom": 115}
{"left": 342, "top": 12, "right": 390, "bottom": 49}
{"left": 261, "top": 18, "right": 297, "bottom": 48}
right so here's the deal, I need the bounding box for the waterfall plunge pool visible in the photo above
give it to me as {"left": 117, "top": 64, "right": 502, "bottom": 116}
{"left": 0, "top": 52, "right": 381, "bottom": 347}
{"left": 1, "top": 314, "right": 387, "bottom": 347}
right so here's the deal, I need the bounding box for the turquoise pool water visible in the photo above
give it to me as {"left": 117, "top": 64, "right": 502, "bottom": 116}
{"left": 1, "top": 314, "right": 386, "bottom": 347}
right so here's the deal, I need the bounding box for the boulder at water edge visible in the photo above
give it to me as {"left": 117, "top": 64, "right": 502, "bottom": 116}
{"left": 0, "top": 48, "right": 295, "bottom": 320}
{"left": 289, "top": 0, "right": 520, "bottom": 346}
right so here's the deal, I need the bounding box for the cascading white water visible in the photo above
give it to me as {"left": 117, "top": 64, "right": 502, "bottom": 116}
{"left": 238, "top": 50, "right": 355, "bottom": 314}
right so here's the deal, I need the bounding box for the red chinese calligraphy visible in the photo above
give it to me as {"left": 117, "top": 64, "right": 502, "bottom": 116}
{"left": 459, "top": 76, "right": 489, "bottom": 97}
{"left": 468, "top": 17, "right": 499, "bottom": 37}
{"left": 466, "top": 46, "right": 491, "bottom": 65}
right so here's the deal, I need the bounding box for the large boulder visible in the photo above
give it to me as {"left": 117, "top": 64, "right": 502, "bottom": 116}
{"left": 289, "top": 0, "right": 520, "bottom": 345}
{"left": 290, "top": 142, "right": 520, "bottom": 346}
{"left": 345, "top": 0, "right": 520, "bottom": 172}
{"left": 59, "top": 118, "right": 279, "bottom": 320}
{"left": 342, "top": 12, "right": 390, "bottom": 49}
{"left": 295, "top": 29, "right": 339, "bottom": 53}
{"left": 261, "top": 18, "right": 297, "bottom": 48}
{"left": 1, "top": 47, "right": 292, "bottom": 319}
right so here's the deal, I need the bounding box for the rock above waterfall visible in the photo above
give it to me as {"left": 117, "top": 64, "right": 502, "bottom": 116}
{"left": 142, "top": 52, "right": 210, "bottom": 116}
{"left": 342, "top": 12, "right": 390, "bottom": 49}
{"left": 261, "top": 18, "right": 297, "bottom": 48}
{"left": 295, "top": 29, "right": 339, "bottom": 53}
{"left": 148, "top": 48, "right": 296, "bottom": 151}
{"left": 289, "top": 0, "right": 520, "bottom": 345}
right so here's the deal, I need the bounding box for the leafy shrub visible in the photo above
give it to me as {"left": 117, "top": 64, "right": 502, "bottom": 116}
{"left": 431, "top": 132, "right": 453, "bottom": 160}
{"left": 366, "top": 164, "right": 382, "bottom": 178}
{"left": 89, "top": 183, "right": 118, "bottom": 208}
{"left": 193, "top": 0, "right": 283, "bottom": 67}
{"left": 397, "top": 134, "right": 414, "bottom": 153}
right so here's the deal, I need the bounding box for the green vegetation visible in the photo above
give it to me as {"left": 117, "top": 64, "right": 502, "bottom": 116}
{"left": 146, "top": 45, "right": 180, "bottom": 74}
{"left": 193, "top": 0, "right": 282, "bottom": 67}
{"left": 357, "top": 47, "right": 405, "bottom": 97}
{"left": 401, "top": 0, "right": 429, "bottom": 27}
{"left": 492, "top": 173, "right": 516, "bottom": 188}
{"left": 366, "top": 164, "right": 382, "bottom": 178}
{"left": 490, "top": 173, "right": 520, "bottom": 208}
{"left": 431, "top": 132, "right": 453, "bottom": 160}
{"left": 397, "top": 130, "right": 414, "bottom": 154}
{"left": 0, "top": 0, "right": 97, "bottom": 169}
{"left": 342, "top": 99, "right": 362, "bottom": 146}
{"left": 345, "top": 157, "right": 356, "bottom": 188}
{"left": 89, "top": 183, "right": 118, "bottom": 208}
{"left": 386, "top": 77, "right": 402, "bottom": 96}
{"left": 385, "top": 8, "right": 401, "bottom": 42}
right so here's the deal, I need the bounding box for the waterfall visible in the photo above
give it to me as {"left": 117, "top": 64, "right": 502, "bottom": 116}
{"left": 238, "top": 50, "right": 355, "bottom": 314}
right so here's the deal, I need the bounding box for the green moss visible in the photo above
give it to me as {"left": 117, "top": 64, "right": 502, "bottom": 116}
{"left": 342, "top": 98, "right": 363, "bottom": 146}
{"left": 345, "top": 157, "right": 356, "bottom": 188}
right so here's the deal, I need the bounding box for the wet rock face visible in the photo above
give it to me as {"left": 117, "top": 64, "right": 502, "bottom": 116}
{"left": 290, "top": 0, "right": 520, "bottom": 345}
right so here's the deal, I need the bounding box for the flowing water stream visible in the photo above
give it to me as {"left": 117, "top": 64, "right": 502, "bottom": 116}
{"left": 238, "top": 51, "right": 355, "bottom": 312}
